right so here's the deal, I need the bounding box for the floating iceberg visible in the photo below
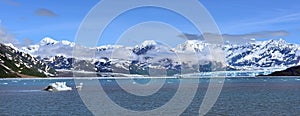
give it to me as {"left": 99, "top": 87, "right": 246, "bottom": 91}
{"left": 75, "top": 83, "right": 83, "bottom": 90}
{"left": 44, "top": 82, "right": 72, "bottom": 92}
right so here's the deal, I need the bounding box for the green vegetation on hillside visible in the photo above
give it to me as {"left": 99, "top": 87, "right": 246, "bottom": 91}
{"left": 0, "top": 43, "right": 55, "bottom": 78}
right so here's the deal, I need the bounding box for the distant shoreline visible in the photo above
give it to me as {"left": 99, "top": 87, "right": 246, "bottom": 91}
{"left": 1, "top": 76, "right": 300, "bottom": 80}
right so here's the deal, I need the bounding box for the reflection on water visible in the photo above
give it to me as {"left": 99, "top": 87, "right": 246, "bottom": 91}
{"left": 0, "top": 77, "right": 299, "bottom": 115}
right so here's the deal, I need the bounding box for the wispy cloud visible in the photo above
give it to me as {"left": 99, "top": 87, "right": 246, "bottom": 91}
{"left": 2, "top": 0, "right": 20, "bottom": 6}
{"left": 14, "top": 21, "right": 79, "bottom": 35}
{"left": 0, "top": 22, "right": 19, "bottom": 44}
{"left": 179, "top": 30, "right": 289, "bottom": 44}
{"left": 227, "top": 12, "right": 300, "bottom": 32}
{"left": 22, "top": 38, "right": 33, "bottom": 46}
{"left": 246, "top": 13, "right": 300, "bottom": 26}
{"left": 0, "top": 21, "right": 33, "bottom": 46}
{"left": 35, "top": 8, "right": 57, "bottom": 17}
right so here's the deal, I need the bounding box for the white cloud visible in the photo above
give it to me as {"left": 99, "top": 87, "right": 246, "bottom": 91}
{"left": 0, "top": 22, "right": 19, "bottom": 44}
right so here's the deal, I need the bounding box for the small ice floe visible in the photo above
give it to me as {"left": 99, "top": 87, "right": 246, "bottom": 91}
{"left": 295, "top": 78, "right": 300, "bottom": 81}
{"left": 175, "top": 74, "right": 183, "bottom": 79}
{"left": 3, "top": 83, "right": 8, "bottom": 85}
{"left": 281, "top": 79, "right": 288, "bottom": 81}
{"left": 76, "top": 83, "right": 83, "bottom": 90}
{"left": 44, "top": 82, "right": 72, "bottom": 92}
{"left": 167, "top": 81, "right": 173, "bottom": 84}
{"left": 12, "top": 80, "right": 18, "bottom": 83}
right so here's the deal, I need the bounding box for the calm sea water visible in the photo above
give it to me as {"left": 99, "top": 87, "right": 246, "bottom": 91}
{"left": 0, "top": 77, "right": 299, "bottom": 115}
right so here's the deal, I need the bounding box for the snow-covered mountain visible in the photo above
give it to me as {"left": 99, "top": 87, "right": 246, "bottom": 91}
{"left": 0, "top": 43, "right": 56, "bottom": 77}
{"left": 176, "top": 40, "right": 208, "bottom": 53}
{"left": 174, "top": 39, "right": 300, "bottom": 70}
{"left": 21, "top": 37, "right": 75, "bottom": 58}
{"left": 19, "top": 37, "right": 300, "bottom": 76}
{"left": 224, "top": 39, "right": 300, "bottom": 70}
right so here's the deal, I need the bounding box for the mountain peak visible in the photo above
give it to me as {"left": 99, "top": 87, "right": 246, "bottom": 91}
{"left": 40, "top": 37, "right": 58, "bottom": 45}
{"left": 61, "top": 40, "right": 75, "bottom": 47}
{"left": 140, "top": 40, "right": 158, "bottom": 47}
{"left": 177, "top": 40, "right": 206, "bottom": 52}
{"left": 278, "top": 38, "right": 287, "bottom": 43}
{"left": 268, "top": 38, "right": 287, "bottom": 44}
{"left": 4, "top": 43, "right": 18, "bottom": 51}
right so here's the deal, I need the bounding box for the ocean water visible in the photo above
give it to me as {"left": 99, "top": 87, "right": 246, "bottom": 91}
{"left": 0, "top": 77, "right": 299, "bottom": 115}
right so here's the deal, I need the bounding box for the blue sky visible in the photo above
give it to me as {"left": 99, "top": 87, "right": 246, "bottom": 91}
{"left": 0, "top": 0, "right": 300, "bottom": 45}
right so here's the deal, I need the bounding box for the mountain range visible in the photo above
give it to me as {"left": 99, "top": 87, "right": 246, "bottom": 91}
{"left": 15, "top": 37, "right": 300, "bottom": 77}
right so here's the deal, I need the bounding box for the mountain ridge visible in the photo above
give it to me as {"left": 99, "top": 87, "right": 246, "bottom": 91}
{"left": 16, "top": 37, "right": 300, "bottom": 76}
{"left": 265, "top": 65, "right": 300, "bottom": 76}
{"left": 0, "top": 43, "right": 56, "bottom": 78}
